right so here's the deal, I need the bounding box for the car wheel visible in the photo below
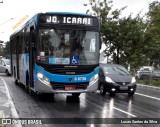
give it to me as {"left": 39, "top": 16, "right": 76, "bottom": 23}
{"left": 128, "top": 92, "right": 135, "bottom": 96}
{"left": 5, "top": 70, "right": 9, "bottom": 76}
{"left": 100, "top": 84, "right": 106, "bottom": 95}
{"left": 109, "top": 92, "right": 115, "bottom": 96}
{"left": 72, "top": 93, "right": 81, "bottom": 97}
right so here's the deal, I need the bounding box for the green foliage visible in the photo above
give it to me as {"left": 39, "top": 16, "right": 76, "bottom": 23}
{"left": 137, "top": 79, "right": 160, "bottom": 87}
{"left": 84, "top": 0, "right": 147, "bottom": 68}
{"left": 145, "top": 1, "right": 160, "bottom": 67}
{"left": 2, "top": 41, "right": 10, "bottom": 58}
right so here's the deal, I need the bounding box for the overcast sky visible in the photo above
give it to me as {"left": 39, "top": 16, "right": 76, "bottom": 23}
{"left": 0, "top": 0, "right": 157, "bottom": 42}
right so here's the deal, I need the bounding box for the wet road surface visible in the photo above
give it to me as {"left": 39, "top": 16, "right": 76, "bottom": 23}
{"left": 0, "top": 74, "right": 160, "bottom": 127}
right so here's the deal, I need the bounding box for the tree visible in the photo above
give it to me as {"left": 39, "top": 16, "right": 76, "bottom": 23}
{"left": 119, "top": 15, "right": 147, "bottom": 68}
{"left": 2, "top": 41, "right": 10, "bottom": 58}
{"left": 145, "top": 1, "right": 160, "bottom": 67}
{"left": 84, "top": 0, "right": 147, "bottom": 69}
{"left": 84, "top": 0, "right": 127, "bottom": 64}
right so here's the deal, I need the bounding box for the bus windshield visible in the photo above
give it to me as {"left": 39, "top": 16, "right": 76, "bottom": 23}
{"left": 37, "top": 29, "right": 99, "bottom": 65}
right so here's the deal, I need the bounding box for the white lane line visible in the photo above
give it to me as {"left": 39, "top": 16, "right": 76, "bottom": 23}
{"left": 135, "top": 93, "right": 160, "bottom": 101}
{"left": 0, "top": 110, "right": 5, "bottom": 118}
{"left": 0, "top": 77, "right": 22, "bottom": 127}
{"left": 81, "top": 95, "right": 137, "bottom": 118}
{"left": 113, "top": 107, "right": 137, "bottom": 117}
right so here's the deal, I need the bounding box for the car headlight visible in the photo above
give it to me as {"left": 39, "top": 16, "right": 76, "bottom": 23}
{"left": 131, "top": 77, "right": 136, "bottom": 83}
{"left": 37, "top": 72, "right": 50, "bottom": 85}
{"left": 105, "top": 77, "right": 114, "bottom": 83}
{"left": 89, "top": 74, "right": 99, "bottom": 85}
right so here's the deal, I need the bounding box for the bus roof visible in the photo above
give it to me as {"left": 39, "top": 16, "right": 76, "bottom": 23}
{"left": 10, "top": 12, "right": 94, "bottom": 38}
{"left": 44, "top": 12, "right": 90, "bottom": 16}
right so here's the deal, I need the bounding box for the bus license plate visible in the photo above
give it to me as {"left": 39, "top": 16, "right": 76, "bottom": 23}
{"left": 65, "top": 86, "right": 76, "bottom": 90}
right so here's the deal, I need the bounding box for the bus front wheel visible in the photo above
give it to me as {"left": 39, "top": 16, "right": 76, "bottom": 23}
{"left": 25, "top": 77, "right": 34, "bottom": 96}
{"left": 72, "top": 93, "right": 81, "bottom": 97}
{"left": 37, "top": 93, "right": 54, "bottom": 102}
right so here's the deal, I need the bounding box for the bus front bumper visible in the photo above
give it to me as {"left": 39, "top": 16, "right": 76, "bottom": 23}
{"left": 35, "top": 78, "right": 98, "bottom": 94}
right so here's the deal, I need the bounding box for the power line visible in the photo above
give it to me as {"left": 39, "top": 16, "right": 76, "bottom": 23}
{"left": 0, "top": 18, "right": 14, "bottom": 26}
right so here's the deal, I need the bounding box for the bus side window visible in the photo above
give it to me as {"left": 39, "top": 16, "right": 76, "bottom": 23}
{"left": 24, "top": 28, "right": 29, "bottom": 53}
{"left": 19, "top": 31, "right": 24, "bottom": 54}
{"left": 21, "top": 29, "right": 25, "bottom": 54}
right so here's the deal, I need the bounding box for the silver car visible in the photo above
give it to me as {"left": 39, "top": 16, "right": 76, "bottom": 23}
{"left": 0, "top": 59, "right": 11, "bottom": 76}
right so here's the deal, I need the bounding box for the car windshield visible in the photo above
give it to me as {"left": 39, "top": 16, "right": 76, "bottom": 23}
{"left": 37, "top": 29, "right": 99, "bottom": 65}
{"left": 103, "top": 66, "right": 130, "bottom": 75}
{"left": 4, "top": 59, "right": 10, "bottom": 65}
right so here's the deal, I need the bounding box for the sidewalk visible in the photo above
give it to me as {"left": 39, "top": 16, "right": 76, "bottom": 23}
{"left": 0, "top": 77, "right": 13, "bottom": 118}
{"left": 0, "top": 77, "right": 19, "bottom": 127}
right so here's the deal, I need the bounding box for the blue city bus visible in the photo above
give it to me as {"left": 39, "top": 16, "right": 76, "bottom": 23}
{"left": 10, "top": 12, "right": 100, "bottom": 98}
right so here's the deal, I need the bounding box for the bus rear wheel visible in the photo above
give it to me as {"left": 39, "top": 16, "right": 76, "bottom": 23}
{"left": 25, "top": 78, "right": 29, "bottom": 93}
{"left": 5, "top": 70, "right": 10, "bottom": 76}
{"left": 14, "top": 69, "right": 18, "bottom": 85}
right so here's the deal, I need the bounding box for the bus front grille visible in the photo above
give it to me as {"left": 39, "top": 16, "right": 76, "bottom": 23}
{"left": 36, "top": 63, "right": 98, "bottom": 75}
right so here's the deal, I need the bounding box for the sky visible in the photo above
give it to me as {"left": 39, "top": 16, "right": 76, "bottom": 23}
{"left": 0, "top": 0, "right": 157, "bottom": 42}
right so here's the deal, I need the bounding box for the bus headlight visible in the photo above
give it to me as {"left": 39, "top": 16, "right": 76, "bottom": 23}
{"left": 37, "top": 72, "right": 50, "bottom": 85}
{"left": 89, "top": 74, "right": 99, "bottom": 85}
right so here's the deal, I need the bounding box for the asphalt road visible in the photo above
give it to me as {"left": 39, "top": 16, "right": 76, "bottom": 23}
{"left": 0, "top": 73, "right": 160, "bottom": 127}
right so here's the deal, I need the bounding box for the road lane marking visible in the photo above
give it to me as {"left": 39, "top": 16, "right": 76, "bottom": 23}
{"left": 0, "top": 77, "right": 22, "bottom": 127}
{"left": 81, "top": 95, "right": 137, "bottom": 118}
{"left": 0, "top": 110, "right": 5, "bottom": 127}
{"left": 113, "top": 107, "right": 137, "bottom": 117}
{"left": 0, "top": 110, "right": 5, "bottom": 118}
{"left": 135, "top": 93, "right": 160, "bottom": 101}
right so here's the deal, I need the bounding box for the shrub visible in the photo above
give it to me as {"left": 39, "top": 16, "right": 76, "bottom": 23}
{"left": 137, "top": 79, "right": 160, "bottom": 87}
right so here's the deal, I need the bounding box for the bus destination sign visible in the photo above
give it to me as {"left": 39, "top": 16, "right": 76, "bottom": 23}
{"left": 40, "top": 15, "right": 97, "bottom": 26}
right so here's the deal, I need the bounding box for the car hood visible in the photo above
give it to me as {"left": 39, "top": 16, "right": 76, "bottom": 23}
{"left": 105, "top": 74, "right": 132, "bottom": 83}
